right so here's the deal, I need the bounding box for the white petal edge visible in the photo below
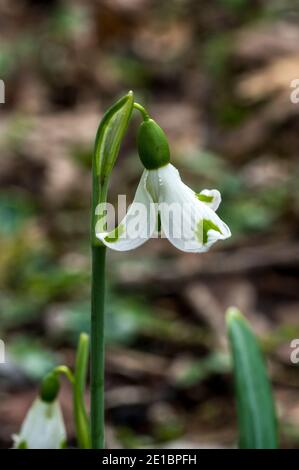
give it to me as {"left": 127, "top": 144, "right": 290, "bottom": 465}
{"left": 13, "top": 398, "right": 66, "bottom": 449}
{"left": 198, "top": 189, "right": 221, "bottom": 211}
{"left": 157, "top": 164, "right": 231, "bottom": 253}
{"left": 96, "top": 170, "right": 157, "bottom": 251}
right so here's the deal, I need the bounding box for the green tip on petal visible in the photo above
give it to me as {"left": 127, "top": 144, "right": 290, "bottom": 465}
{"left": 60, "top": 439, "right": 68, "bottom": 449}
{"left": 104, "top": 223, "right": 125, "bottom": 243}
{"left": 17, "top": 440, "right": 27, "bottom": 449}
{"left": 39, "top": 372, "right": 60, "bottom": 403}
{"left": 196, "top": 193, "right": 214, "bottom": 203}
{"left": 195, "top": 218, "right": 222, "bottom": 244}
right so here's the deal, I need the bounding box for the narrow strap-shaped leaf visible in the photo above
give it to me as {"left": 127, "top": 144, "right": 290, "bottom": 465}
{"left": 226, "top": 307, "right": 278, "bottom": 449}
{"left": 93, "top": 90, "right": 134, "bottom": 180}
{"left": 74, "top": 333, "right": 91, "bottom": 449}
{"left": 91, "top": 91, "right": 134, "bottom": 244}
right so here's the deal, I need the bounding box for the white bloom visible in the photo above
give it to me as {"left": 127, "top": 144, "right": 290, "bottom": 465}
{"left": 96, "top": 163, "right": 231, "bottom": 253}
{"left": 13, "top": 398, "right": 66, "bottom": 449}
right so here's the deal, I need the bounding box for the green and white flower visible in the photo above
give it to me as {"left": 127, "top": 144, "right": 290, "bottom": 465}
{"left": 13, "top": 372, "right": 66, "bottom": 449}
{"left": 13, "top": 397, "right": 66, "bottom": 449}
{"left": 96, "top": 163, "right": 231, "bottom": 252}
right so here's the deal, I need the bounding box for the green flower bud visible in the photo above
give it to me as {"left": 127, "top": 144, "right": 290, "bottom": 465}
{"left": 137, "top": 118, "right": 170, "bottom": 170}
{"left": 39, "top": 372, "right": 60, "bottom": 403}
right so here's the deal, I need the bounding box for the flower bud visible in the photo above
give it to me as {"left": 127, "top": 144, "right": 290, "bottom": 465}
{"left": 137, "top": 118, "right": 170, "bottom": 170}
{"left": 39, "top": 372, "right": 60, "bottom": 403}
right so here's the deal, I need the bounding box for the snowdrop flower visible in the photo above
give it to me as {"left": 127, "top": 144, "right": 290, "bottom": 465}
{"left": 96, "top": 118, "right": 231, "bottom": 252}
{"left": 13, "top": 372, "right": 66, "bottom": 449}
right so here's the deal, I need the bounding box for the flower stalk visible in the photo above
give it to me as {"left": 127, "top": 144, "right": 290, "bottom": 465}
{"left": 90, "top": 244, "right": 106, "bottom": 448}
{"left": 90, "top": 91, "right": 134, "bottom": 448}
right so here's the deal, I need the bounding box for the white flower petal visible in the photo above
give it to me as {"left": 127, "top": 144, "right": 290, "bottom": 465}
{"left": 96, "top": 170, "right": 157, "bottom": 251}
{"left": 196, "top": 189, "right": 221, "bottom": 211}
{"left": 13, "top": 398, "right": 66, "bottom": 449}
{"left": 157, "top": 164, "right": 231, "bottom": 253}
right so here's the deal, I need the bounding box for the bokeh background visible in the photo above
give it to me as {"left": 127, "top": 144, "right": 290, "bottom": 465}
{"left": 1, "top": 0, "right": 299, "bottom": 449}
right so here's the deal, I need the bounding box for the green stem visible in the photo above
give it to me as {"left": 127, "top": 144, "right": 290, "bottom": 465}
{"left": 91, "top": 127, "right": 108, "bottom": 448}
{"left": 90, "top": 244, "right": 106, "bottom": 448}
{"left": 133, "top": 102, "right": 149, "bottom": 120}
{"left": 54, "top": 365, "right": 75, "bottom": 384}
{"left": 91, "top": 160, "right": 107, "bottom": 448}
{"left": 90, "top": 92, "right": 134, "bottom": 448}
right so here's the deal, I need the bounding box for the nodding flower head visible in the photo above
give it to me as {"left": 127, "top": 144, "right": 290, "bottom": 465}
{"left": 96, "top": 116, "right": 231, "bottom": 253}
{"left": 13, "top": 372, "right": 66, "bottom": 449}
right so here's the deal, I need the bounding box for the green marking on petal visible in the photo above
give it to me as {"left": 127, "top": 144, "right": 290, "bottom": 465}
{"left": 104, "top": 224, "right": 125, "bottom": 243}
{"left": 60, "top": 439, "right": 67, "bottom": 449}
{"left": 195, "top": 193, "right": 214, "bottom": 203}
{"left": 157, "top": 212, "right": 161, "bottom": 233}
{"left": 17, "top": 440, "right": 27, "bottom": 449}
{"left": 196, "top": 219, "right": 222, "bottom": 244}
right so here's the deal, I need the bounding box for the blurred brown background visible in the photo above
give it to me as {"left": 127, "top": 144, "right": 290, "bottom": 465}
{"left": 0, "top": 0, "right": 299, "bottom": 448}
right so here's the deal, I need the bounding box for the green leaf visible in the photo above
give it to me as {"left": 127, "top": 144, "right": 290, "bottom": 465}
{"left": 226, "top": 307, "right": 278, "bottom": 449}
{"left": 93, "top": 91, "right": 134, "bottom": 181}
{"left": 74, "top": 333, "right": 91, "bottom": 449}
{"left": 92, "top": 91, "right": 134, "bottom": 243}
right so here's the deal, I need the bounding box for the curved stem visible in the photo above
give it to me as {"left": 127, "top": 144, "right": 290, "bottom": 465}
{"left": 54, "top": 365, "right": 75, "bottom": 384}
{"left": 133, "top": 102, "right": 150, "bottom": 120}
